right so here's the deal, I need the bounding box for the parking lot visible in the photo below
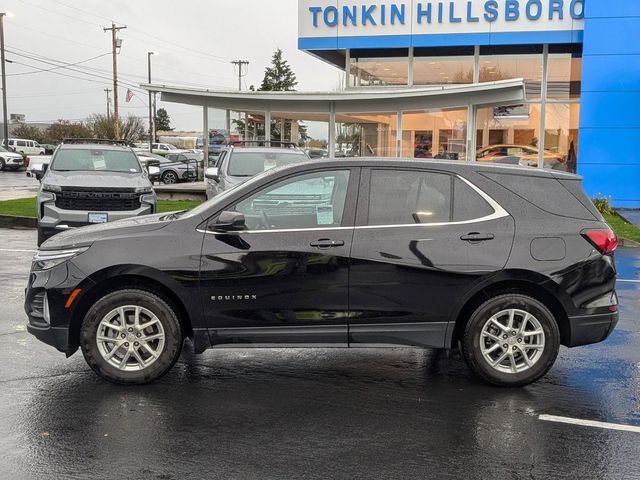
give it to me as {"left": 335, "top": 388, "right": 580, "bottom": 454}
{"left": 0, "top": 170, "right": 40, "bottom": 201}
{"left": 1, "top": 227, "right": 639, "bottom": 479}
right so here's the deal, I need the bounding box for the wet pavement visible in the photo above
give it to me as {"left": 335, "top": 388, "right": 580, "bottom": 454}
{"left": 0, "top": 170, "right": 39, "bottom": 201}
{"left": 1, "top": 228, "right": 639, "bottom": 479}
{"left": 621, "top": 210, "right": 640, "bottom": 229}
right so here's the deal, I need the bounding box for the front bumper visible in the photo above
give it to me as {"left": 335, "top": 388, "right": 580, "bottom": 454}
{"left": 565, "top": 311, "right": 619, "bottom": 347}
{"left": 26, "top": 324, "right": 71, "bottom": 354}
{"left": 39, "top": 201, "right": 154, "bottom": 231}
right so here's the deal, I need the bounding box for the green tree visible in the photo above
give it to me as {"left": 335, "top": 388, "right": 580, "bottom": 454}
{"left": 155, "top": 108, "right": 173, "bottom": 132}
{"left": 10, "top": 124, "right": 48, "bottom": 144}
{"left": 259, "top": 48, "right": 298, "bottom": 92}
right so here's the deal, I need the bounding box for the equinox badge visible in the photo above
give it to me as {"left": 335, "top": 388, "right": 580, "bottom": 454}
{"left": 211, "top": 295, "right": 258, "bottom": 301}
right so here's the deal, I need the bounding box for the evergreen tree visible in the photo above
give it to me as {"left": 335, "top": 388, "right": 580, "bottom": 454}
{"left": 259, "top": 48, "right": 298, "bottom": 92}
{"left": 155, "top": 108, "right": 173, "bottom": 131}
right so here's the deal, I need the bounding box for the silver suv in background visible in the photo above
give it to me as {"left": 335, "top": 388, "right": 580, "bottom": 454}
{"left": 36, "top": 139, "right": 156, "bottom": 246}
{"left": 205, "top": 143, "right": 310, "bottom": 199}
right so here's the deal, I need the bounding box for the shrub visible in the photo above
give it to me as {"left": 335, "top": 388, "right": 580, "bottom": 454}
{"left": 592, "top": 197, "right": 615, "bottom": 216}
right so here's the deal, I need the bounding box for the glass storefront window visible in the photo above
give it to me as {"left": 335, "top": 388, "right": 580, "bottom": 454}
{"left": 547, "top": 54, "right": 582, "bottom": 100}
{"left": 270, "top": 112, "right": 329, "bottom": 155}
{"left": 350, "top": 50, "right": 409, "bottom": 87}
{"left": 476, "top": 104, "right": 543, "bottom": 167}
{"left": 544, "top": 103, "right": 580, "bottom": 173}
{"left": 402, "top": 108, "right": 468, "bottom": 160}
{"left": 479, "top": 47, "right": 544, "bottom": 99}
{"left": 335, "top": 112, "right": 398, "bottom": 157}
{"left": 413, "top": 47, "right": 474, "bottom": 85}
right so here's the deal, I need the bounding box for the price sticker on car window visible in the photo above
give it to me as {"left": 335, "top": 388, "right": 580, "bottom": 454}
{"left": 316, "top": 205, "right": 334, "bottom": 225}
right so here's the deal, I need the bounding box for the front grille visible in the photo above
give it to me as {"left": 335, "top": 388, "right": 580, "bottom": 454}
{"left": 55, "top": 188, "right": 141, "bottom": 211}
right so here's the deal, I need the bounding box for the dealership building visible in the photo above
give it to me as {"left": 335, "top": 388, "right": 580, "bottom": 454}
{"left": 145, "top": 1, "right": 639, "bottom": 208}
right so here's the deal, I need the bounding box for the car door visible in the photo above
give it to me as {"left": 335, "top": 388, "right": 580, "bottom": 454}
{"left": 199, "top": 167, "right": 360, "bottom": 345}
{"left": 348, "top": 167, "right": 515, "bottom": 348}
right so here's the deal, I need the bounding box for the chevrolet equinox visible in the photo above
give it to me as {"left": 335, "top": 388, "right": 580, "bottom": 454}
{"left": 25, "top": 159, "right": 619, "bottom": 386}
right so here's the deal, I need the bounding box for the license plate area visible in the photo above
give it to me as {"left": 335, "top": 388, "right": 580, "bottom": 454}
{"left": 88, "top": 212, "right": 108, "bottom": 224}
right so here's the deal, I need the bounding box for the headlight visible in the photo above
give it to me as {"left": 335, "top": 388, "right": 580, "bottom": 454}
{"left": 148, "top": 166, "right": 160, "bottom": 175}
{"left": 135, "top": 186, "right": 154, "bottom": 194}
{"left": 33, "top": 247, "right": 89, "bottom": 271}
{"left": 42, "top": 183, "right": 62, "bottom": 193}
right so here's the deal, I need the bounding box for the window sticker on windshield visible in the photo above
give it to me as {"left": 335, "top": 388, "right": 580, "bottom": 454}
{"left": 316, "top": 205, "right": 334, "bottom": 225}
{"left": 93, "top": 158, "right": 107, "bottom": 170}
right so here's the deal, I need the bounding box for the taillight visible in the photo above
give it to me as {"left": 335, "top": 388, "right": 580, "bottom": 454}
{"left": 582, "top": 229, "right": 618, "bottom": 254}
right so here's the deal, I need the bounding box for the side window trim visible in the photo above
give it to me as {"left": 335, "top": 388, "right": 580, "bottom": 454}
{"left": 357, "top": 167, "right": 508, "bottom": 229}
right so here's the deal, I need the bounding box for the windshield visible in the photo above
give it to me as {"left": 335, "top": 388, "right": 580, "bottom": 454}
{"left": 227, "top": 151, "right": 307, "bottom": 177}
{"left": 52, "top": 149, "right": 141, "bottom": 173}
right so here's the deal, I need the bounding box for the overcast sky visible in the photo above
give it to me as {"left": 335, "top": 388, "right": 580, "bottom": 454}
{"left": 2, "top": 0, "right": 341, "bottom": 131}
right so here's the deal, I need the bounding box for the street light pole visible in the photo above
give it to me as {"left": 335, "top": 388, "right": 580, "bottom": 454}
{"left": 0, "top": 13, "right": 10, "bottom": 149}
{"left": 147, "top": 52, "right": 156, "bottom": 151}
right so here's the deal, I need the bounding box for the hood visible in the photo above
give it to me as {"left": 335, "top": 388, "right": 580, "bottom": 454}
{"left": 41, "top": 212, "right": 173, "bottom": 250}
{"left": 41, "top": 170, "right": 150, "bottom": 189}
{"left": 0, "top": 151, "right": 23, "bottom": 160}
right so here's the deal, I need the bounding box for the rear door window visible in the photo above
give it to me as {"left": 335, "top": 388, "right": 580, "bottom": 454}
{"left": 453, "top": 178, "right": 495, "bottom": 222}
{"left": 368, "top": 169, "right": 452, "bottom": 225}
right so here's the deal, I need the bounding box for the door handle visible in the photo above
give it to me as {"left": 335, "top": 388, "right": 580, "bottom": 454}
{"left": 310, "top": 239, "right": 345, "bottom": 249}
{"left": 460, "top": 232, "right": 495, "bottom": 242}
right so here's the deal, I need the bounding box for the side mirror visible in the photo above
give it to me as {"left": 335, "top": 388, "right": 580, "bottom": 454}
{"left": 213, "top": 211, "right": 245, "bottom": 231}
{"left": 205, "top": 167, "right": 220, "bottom": 182}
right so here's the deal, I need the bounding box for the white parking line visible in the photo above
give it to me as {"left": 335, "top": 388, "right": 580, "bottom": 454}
{"left": 539, "top": 414, "right": 640, "bottom": 433}
{"left": 0, "top": 248, "right": 36, "bottom": 253}
{"left": 618, "top": 279, "right": 640, "bottom": 284}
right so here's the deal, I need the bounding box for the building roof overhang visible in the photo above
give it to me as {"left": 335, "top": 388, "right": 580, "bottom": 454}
{"left": 141, "top": 78, "right": 526, "bottom": 113}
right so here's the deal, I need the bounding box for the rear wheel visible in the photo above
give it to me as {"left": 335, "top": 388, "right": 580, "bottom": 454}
{"left": 462, "top": 294, "right": 560, "bottom": 387}
{"left": 80, "top": 289, "right": 183, "bottom": 384}
{"left": 162, "top": 170, "right": 178, "bottom": 184}
{"left": 0, "top": 159, "right": 5, "bottom": 171}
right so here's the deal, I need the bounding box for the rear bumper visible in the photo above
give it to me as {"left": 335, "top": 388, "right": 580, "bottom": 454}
{"left": 565, "top": 311, "right": 619, "bottom": 347}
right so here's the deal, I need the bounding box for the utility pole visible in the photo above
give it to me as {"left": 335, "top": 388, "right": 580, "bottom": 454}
{"left": 104, "top": 88, "right": 111, "bottom": 121}
{"left": 0, "top": 13, "right": 10, "bottom": 149}
{"left": 147, "top": 52, "right": 156, "bottom": 151}
{"left": 103, "top": 22, "right": 126, "bottom": 140}
{"left": 231, "top": 60, "right": 249, "bottom": 91}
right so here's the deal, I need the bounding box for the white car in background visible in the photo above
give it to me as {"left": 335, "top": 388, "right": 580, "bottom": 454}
{"left": 151, "top": 142, "right": 188, "bottom": 156}
{"left": 6, "top": 138, "right": 46, "bottom": 156}
{"left": 0, "top": 145, "right": 26, "bottom": 171}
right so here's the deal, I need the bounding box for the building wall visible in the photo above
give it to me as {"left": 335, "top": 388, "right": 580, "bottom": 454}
{"left": 579, "top": 2, "right": 640, "bottom": 208}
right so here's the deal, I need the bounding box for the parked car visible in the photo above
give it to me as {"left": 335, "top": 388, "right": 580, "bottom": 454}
{"left": 34, "top": 139, "right": 156, "bottom": 246}
{"left": 477, "top": 144, "right": 566, "bottom": 170}
{"left": 305, "top": 148, "right": 328, "bottom": 159}
{"left": 40, "top": 144, "right": 57, "bottom": 155}
{"left": 156, "top": 153, "right": 201, "bottom": 184}
{"left": 151, "top": 143, "right": 187, "bottom": 156}
{"left": 0, "top": 145, "right": 26, "bottom": 171}
{"left": 205, "top": 146, "right": 309, "bottom": 199}
{"left": 6, "top": 138, "right": 46, "bottom": 156}
{"left": 25, "top": 158, "right": 618, "bottom": 386}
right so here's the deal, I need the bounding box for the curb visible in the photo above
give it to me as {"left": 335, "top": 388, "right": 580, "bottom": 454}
{"left": 0, "top": 215, "right": 37, "bottom": 229}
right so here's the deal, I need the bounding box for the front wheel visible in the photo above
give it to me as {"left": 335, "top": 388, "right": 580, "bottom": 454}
{"left": 462, "top": 294, "right": 560, "bottom": 387}
{"left": 0, "top": 159, "right": 5, "bottom": 171}
{"left": 80, "top": 289, "right": 183, "bottom": 384}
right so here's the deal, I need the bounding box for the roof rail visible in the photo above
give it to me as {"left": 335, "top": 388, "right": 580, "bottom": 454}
{"left": 226, "top": 140, "right": 299, "bottom": 150}
{"left": 61, "top": 138, "right": 130, "bottom": 146}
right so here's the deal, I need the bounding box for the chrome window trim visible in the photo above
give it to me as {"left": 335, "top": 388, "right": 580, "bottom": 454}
{"left": 200, "top": 174, "right": 509, "bottom": 235}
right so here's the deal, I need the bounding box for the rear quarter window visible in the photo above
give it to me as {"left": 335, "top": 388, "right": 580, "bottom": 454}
{"left": 481, "top": 172, "right": 598, "bottom": 221}
{"left": 453, "top": 178, "right": 494, "bottom": 221}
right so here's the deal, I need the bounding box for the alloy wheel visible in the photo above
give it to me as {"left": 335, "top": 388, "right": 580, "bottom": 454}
{"left": 479, "top": 309, "right": 546, "bottom": 374}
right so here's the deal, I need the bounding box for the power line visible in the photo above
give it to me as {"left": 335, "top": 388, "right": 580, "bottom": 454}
{"left": 6, "top": 51, "right": 110, "bottom": 77}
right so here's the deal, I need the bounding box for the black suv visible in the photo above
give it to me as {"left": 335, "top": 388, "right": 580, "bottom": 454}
{"left": 25, "top": 159, "right": 618, "bottom": 386}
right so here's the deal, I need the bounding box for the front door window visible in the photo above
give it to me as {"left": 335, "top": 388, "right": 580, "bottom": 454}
{"left": 235, "top": 170, "right": 351, "bottom": 231}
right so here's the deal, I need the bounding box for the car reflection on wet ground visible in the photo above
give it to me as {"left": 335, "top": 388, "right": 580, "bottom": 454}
{"left": 1, "top": 228, "right": 639, "bottom": 479}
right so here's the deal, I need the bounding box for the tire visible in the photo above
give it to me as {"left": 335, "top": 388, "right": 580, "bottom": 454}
{"left": 0, "top": 159, "right": 4, "bottom": 171}
{"left": 462, "top": 294, "right": 560, "bottom": 387}
{"left": 162, "top": 170, "right": 178, "bottom": 184}
{"left": 80, "top": 289, "right": 183, "bottom": 385}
